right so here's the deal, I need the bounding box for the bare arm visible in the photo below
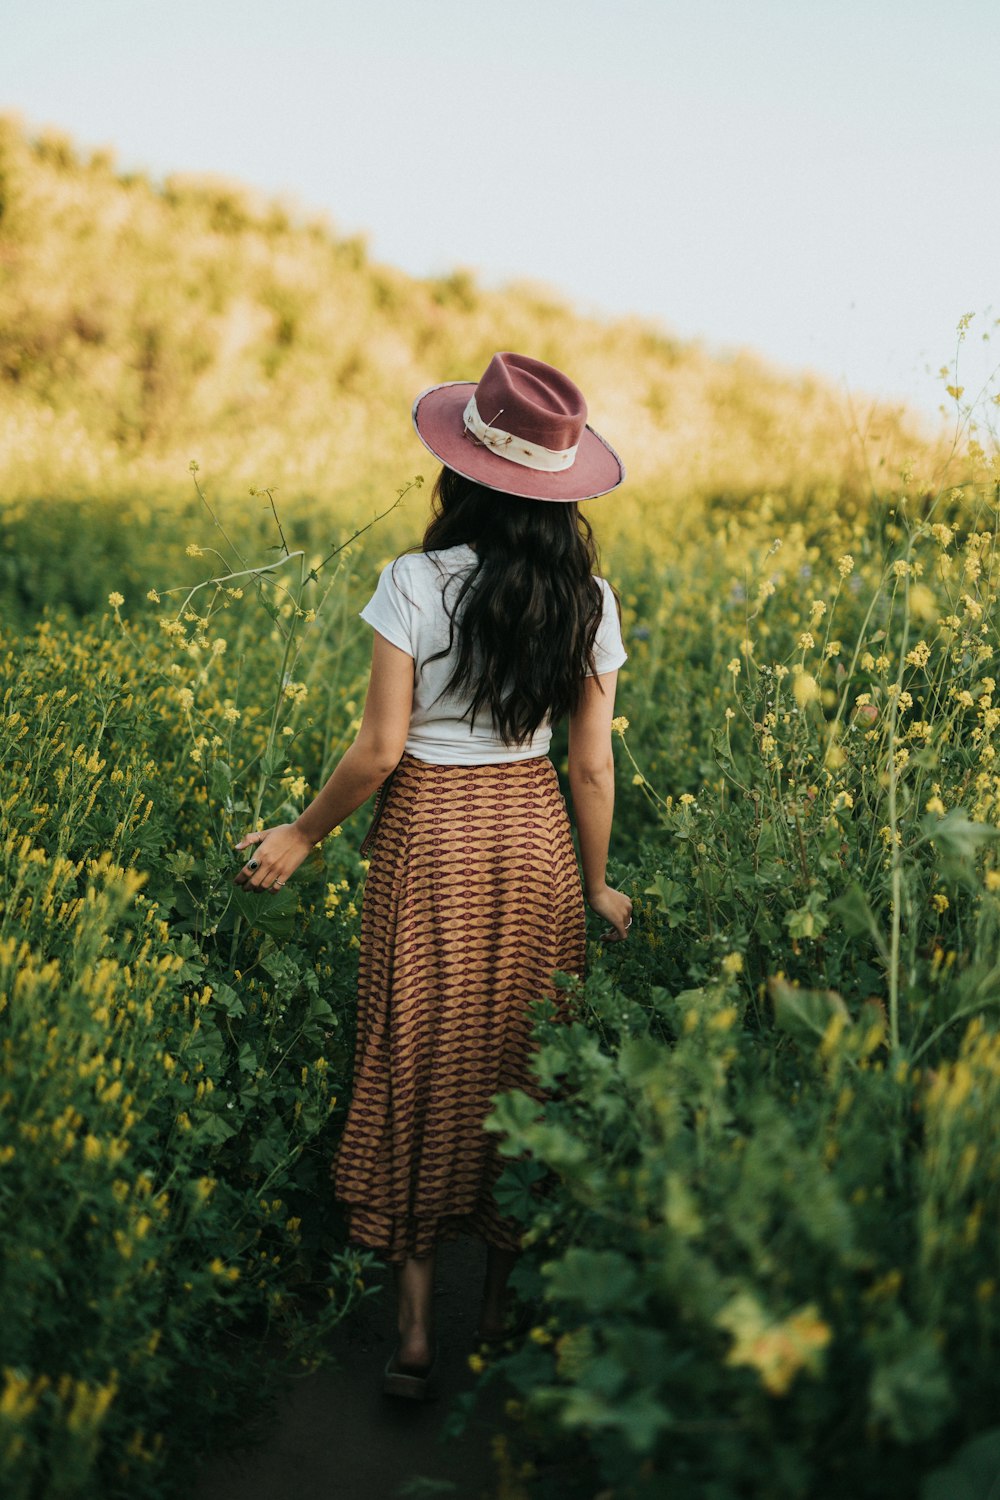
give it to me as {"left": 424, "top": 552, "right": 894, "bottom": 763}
{"left": 568, "top": 671, "right": 633, "bottom": 940}
{"left": 235, "top": 630, "right": 414, "bottom": 890}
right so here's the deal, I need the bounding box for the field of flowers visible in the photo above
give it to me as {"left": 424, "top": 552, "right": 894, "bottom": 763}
{"left": 3, "top": 116, "right": 1000, "bottom": 1500}
{"left": 3, "top": 407, "right": 1000, "bottom": 1498}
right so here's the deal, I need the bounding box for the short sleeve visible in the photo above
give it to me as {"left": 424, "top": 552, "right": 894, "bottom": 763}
{"left": 358, "top": 558, "right": 417, "bottom": 656}
{"left": 587, "top": 578, "right": 628, "bottom": 677}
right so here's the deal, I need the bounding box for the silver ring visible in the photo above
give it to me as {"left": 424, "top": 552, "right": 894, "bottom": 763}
{"left": 625, "top": 917, "right": 633, "bottom": 929}
{"left": 273, "top": 880, "right": 284, "bottom": 889}
{"left": 247, "top": 857, "right": 259, "bottom": 870}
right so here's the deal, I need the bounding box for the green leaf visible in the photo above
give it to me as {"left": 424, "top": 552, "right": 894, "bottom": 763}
{"left": 236, "top": 1041, "right": 258, "bottom": 1074}
{"left": 493, "top": 1159, "right": 548, "bottom": 1221}
{"left": 769, "top": 977, "right": 848, "bottom": 1042}
{"left": 544, "top": 1248, "right": 647, "bottom": 1316}
{"left": 249, "top": 1135, "right": 283, "bottom": 1170}
{"left": 830, "top": 881, "right": 881, "bottom": 938}
{"left": 209, "top": 758, "right": 233, "bottom": 800}
{"left": 231, "top": 885, "right": 298, "bottom": 938}
{"left": 921, "top": 807, "right": 1000, "bottom": 860}
{"left": 260, "top": 744, "right": 288, "bottom": 777}
{"left": 785, "top": 902, "right": 829, "bottom": 940}
{"left": 209, "top": 981, "right": 246, "bottom": 1017}
{"left": 643, "top": 872, "right": 684, "bottom": 923}
{"left": 192, "top": 1112, "right": 238, "bottom": 1145}
{"left": 829, "top": 881, "right": 889, "bottom": 963}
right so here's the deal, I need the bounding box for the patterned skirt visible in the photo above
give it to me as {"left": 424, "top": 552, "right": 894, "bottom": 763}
{"left": 331, "top": 750, "right": 586, "bottom": 1263}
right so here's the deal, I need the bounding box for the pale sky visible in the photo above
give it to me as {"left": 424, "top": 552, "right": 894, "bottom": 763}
{"left": 3, "top": 0, "right": 998, "bottom": 423}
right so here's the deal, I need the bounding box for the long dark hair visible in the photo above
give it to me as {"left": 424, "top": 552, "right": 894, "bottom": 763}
{"left": 412, "top": 466, "right": 618, "bottom": 745}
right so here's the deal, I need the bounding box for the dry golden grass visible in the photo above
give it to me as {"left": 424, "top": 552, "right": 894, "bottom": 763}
{"left": 0, "top": 112, "right": 938, "bottom": 551}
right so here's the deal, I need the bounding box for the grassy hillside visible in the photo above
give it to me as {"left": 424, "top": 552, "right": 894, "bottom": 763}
{"left": 0, "top": 114, "right": 928, "bottom": 534}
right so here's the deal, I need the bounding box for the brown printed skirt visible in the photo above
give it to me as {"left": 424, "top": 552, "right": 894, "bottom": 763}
{"left": 331, "top": 750, "right": 586, "bottom": 1263}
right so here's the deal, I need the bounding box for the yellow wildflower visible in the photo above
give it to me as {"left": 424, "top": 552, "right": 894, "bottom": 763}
{"left": 793, "top": 673, "right": 820, "bottom": 708}
{"left": 108, "top": 592, "right": 124, "bottom": 608}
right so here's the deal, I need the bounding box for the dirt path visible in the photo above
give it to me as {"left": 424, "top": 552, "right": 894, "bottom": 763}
{"left": 193, "top": 1235, "right": 509, "bottom": 1500}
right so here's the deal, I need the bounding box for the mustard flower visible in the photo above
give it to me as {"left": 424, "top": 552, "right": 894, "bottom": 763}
{"left": 793, "top": 673, "right": 820, "bottom": 707}
{"left": 108, "top": 591, "right": 124, "bottom": 608}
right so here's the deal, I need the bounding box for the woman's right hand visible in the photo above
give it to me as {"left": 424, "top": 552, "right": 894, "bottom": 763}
{"left": 586, "top": 883, "right": 633, "bottom": 941}
{"left": 234, "top": 822, "right": 313, "bottom": 892}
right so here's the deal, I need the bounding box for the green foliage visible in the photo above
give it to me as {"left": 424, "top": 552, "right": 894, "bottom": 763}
{"left": 0, "top": 504, "right": 402, "bottom": 1496}
{"left": 464, "top": 478, "right": 1000, "bottom": 1496}
{"left": 468, "top": 962, "right": 1000, "bottom": 1499}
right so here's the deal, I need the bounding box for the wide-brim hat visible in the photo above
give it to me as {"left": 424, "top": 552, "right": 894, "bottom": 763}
{"left": 411, "top": 351, "right": 624, "bottom": 502}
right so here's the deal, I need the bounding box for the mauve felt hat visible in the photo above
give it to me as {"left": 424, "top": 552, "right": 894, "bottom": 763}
{"left": 411, "top": 352, "right": 625, "bottom": 502}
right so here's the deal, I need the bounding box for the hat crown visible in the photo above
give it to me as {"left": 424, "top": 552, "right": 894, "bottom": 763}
{"left": 475, "top": 352, "right": 587, "bottom": 452}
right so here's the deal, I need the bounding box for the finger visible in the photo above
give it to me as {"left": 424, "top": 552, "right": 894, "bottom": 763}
{"left": 235, "top": 830, "right": 266, "bottom": 851}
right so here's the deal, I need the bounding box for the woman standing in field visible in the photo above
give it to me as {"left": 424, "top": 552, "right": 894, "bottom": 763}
{"left": 234, "top": 352, "right": 632, "bottom": 1398}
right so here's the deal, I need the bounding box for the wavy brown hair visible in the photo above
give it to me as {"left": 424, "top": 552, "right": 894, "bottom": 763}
{"left": 410, "top": 466, "right": 618, "bottom": 745}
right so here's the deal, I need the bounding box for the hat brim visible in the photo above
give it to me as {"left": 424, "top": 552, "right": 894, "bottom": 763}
{"left": 412, "top": 382, "right": 624, "bottom": 502}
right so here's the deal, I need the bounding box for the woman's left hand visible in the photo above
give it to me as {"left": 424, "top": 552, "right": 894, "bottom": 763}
{"left": 234, "top": 823, "right": 313, "bottom": 892}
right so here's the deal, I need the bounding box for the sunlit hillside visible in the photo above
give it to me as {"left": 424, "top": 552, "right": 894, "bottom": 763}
{"left": 0, "top": 115, "right": 929, "bottom": 530}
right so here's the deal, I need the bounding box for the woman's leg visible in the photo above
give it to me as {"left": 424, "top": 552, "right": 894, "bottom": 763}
{"left": 479, "top": 1243, "right": 519, "bottom": 1336}
{"left": 392, "top": 1250, "right": 437, "bottom": 1368}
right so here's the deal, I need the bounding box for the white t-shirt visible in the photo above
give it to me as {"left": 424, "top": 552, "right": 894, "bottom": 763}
{"left": 359, "top": 542, "right": 627, "bottom": 765}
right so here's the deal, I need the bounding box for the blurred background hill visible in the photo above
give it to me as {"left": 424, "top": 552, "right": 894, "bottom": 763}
{"left": 0, "top": 115, "right": 928, "bottom": 532}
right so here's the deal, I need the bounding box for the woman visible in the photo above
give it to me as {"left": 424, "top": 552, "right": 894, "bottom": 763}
{"left": 235, "top": 351, "right": 632, "bottom": 1399}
